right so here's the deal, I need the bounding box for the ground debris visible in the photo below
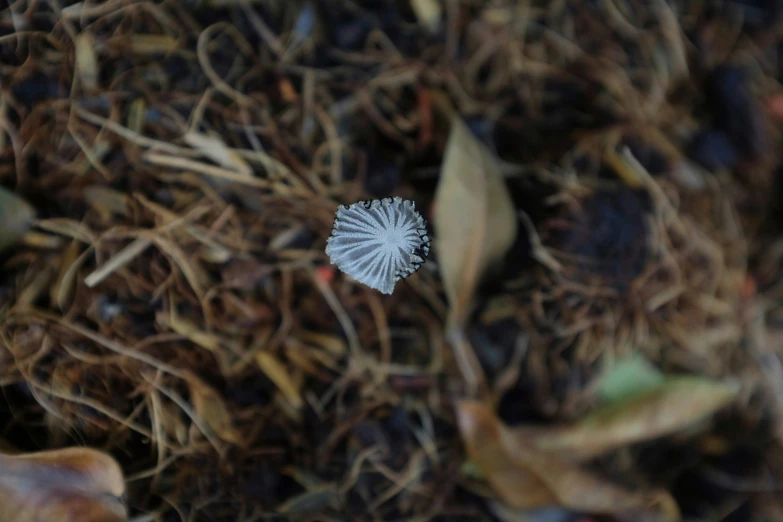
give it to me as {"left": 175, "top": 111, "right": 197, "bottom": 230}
{"left": 1, "top": 2, "right": 782, "bottom": 521}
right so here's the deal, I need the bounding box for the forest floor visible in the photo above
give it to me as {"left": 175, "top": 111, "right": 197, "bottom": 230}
{"left": 2, "top": 2, "right": 783, "bottom": 521}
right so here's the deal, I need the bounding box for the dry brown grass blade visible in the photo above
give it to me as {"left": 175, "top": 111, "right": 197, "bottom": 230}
{"left": 256, "top": 351, "right": 304, "bottom": 410}
{"left": 184, "top": 131, "right": 252, "bottom": 176}
{"left": 84, "top": 238, "right": 151, "bottom": 288}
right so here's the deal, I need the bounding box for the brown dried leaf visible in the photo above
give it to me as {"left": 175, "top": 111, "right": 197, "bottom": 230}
{"left": 456, "top": 401, "right": 680, "bottom": 521}
{"left": 0, "top": 447, "right": 127, "bottom": 522}
{"left": 534, "top": 376, "right": 740, "bottom": 460}
{"left": 457, "top": 402, "right": 556, "bottom": 509}
{"left": 434, "top": 115, "right": 517, "bottom": 327}
{"left": 0, "top": 187, "right": 35, "bottom": 253}
{"left": 185, "top": 372, "right": 242, "bottom": 445}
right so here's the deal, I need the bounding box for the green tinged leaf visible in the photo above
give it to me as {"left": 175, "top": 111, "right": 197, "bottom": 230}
{"left": 596, "top": 355, "right": 664, "bottom": 403}
{"left": 535, "top": 376, "right": 740, "bottom": 459}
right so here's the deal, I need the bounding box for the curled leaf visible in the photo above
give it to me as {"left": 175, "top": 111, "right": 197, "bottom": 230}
{"left": 457, "top": 402, "right": 556, "bottom": 508}
{"left": 0, "top": 447, "right": 127, "bottom": 522}
{"left": 456, "top": 401, "right": 679, "bottom": 521}
{"left": 434, "top": 115, "right": 517, "bottom": 327}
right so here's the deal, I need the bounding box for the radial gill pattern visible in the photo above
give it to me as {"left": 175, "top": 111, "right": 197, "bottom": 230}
{"left": 325, "top": 197, "right": 431, "bottom": 294}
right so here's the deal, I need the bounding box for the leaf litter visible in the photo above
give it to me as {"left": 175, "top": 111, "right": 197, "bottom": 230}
{"left": 0, "top": 2, "right": 783, "bottom": 522}
{"left": 435, "top": 113, "right": 518, "bottom": 395}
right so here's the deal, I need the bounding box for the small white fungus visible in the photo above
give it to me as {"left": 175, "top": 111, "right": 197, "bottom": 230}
{"left": 325, "top": 197, "right": 430, "bottom": 294}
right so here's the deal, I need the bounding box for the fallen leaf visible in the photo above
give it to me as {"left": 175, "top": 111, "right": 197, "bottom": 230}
{"left": 434, "top": 115, "right": 517, "bottom": 393}
{"left": 534, "top": 376, "right": 739, "bottom": 460}
{"left": 457, "top": 402, "right": 556, "bottom": 509}
{"left": 185, "top": 372, "right": 242, "bottom": 445}
{"left": 0, "top": 447, "right": 127, "bottom": 522}
{"left": 456, "top": 401, "right": 680, "bottom": 521}
{"left": 0, "top": 187, "right": 35, "bottom": 252}
{"left": 434, "top": 115, "right": 517, "bottom": 328}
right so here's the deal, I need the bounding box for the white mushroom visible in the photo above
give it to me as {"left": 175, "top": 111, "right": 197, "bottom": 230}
{"left": 325, "top": 197, "right": 430, "bottom": 294}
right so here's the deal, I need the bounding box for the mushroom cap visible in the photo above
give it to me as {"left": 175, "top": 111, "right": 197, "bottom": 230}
{"left": 325, "top": 197, "right": 430, "bottom": 294}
